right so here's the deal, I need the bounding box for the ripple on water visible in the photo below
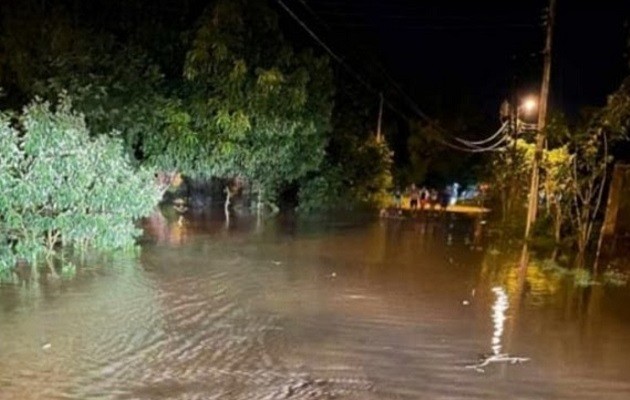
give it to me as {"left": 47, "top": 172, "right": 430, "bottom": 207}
{"left": 2, "top": 218, "right": 630, "bottom": 400}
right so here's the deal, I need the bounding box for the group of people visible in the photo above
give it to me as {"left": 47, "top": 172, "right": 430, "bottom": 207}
{"left": 393, "top": 184, "right": 456, "bottom": 211}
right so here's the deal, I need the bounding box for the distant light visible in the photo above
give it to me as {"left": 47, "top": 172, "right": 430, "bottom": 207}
{"left": 522, "top": 97, "right": 537, "bottom": 114}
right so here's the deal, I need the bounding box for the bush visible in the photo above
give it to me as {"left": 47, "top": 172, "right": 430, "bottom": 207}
{"left": 0, "top": 97, "right": 161, "bottom": 271}
{"left": 297, "top": 164, "right": 346, "bottom": 213}
{"left": 297, "top": 138, "right": 393, "bottom": 213}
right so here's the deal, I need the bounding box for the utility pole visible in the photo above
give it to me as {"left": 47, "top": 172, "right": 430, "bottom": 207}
{"left": 376, "top": 92, "right": 384, "bottom": 142}
{"left": 525, "top": 0, "right": 557, "bottom": 238}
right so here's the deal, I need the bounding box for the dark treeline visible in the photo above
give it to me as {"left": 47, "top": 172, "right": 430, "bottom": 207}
{"left": 0, "top": 0, "right": 393, "bottom": 213}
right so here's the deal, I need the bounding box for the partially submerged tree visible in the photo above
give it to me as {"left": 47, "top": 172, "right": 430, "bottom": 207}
{"left": 568, "top": 77, "right": 630, "bottom": 257}
{"left": 486, "top": 139, "right": 534, "bottom": 222}
{"left": 182, "top": 0, "right": 334, "bottom": 207}
{"left": 297, "top": 81, "right": 393, "bottom": 212}
{"left": 541, "top": 145, "right": 573, "bottom": 243}
{"left": 0, "top": 97, "right": 161, "bottom": 271}
{"left": 0, "top": 0, "right": 394, "bottom": 214}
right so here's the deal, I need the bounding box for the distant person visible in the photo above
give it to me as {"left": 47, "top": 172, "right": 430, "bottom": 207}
{"left": 419, "top": 186, "right": 430, "bottom": 210}
{"left": 439, "top": 187, "right": 451, "bottom": 211}
{"left": 393, "top": 187, "right": 402, "bottom": 209}
{"left": 409, "top": 184, "right": 420, "bottom": 210}
{"left": 450, "top": 183, "right": 460, "bottom": 206}
{"left": 430, "top": 189, "right": 439, "bottom": 210}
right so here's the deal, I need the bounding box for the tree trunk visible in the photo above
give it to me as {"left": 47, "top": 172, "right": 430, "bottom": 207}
{"left": 257, "top": 186, "right": 263, "bottom": 214}
{"left": 553, "top": 203, "right": 562, "bottom": 244}
{"left": 224, "top": 185, "right": 232, "bottom": 217}
{"left": 501, "top": 190, "right": 508, "bottom": 222}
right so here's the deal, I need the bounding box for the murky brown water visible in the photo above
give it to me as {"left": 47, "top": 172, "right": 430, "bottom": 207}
{"left": 1, "top": 212, "right": 630, "bottom": 399}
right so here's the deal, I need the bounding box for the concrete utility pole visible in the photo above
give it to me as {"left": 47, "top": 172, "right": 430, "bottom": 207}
{"left": 525, "top": 0, "right": 557, "bottom": 238}
{"left": 376, "top": 92, "right": 384, "bottom": 142}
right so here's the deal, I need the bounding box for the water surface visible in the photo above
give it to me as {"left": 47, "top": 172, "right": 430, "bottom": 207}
{"left": 1, "top": 212, "right": 629, "bottom": 399}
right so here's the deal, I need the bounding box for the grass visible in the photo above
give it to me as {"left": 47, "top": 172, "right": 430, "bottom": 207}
{"left": 602, "top": 269, "right": 629, "bottom": 286}
{"left": 539, "top": 257, "right": 628, "bottom": 287}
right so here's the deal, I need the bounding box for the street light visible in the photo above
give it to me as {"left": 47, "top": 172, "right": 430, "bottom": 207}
{"left": 521, "top": 97, "right": 537, "bottom": 115}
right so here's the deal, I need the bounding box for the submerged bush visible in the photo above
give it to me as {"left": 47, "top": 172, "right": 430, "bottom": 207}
{"left": 298, "top": 138, "right": 393, "bottom": 212}
{"left": 0, "top": 97, "right": 161, "bottom": 271}
{"left": 602, "top": 270, "right": 629, "bottom": 287}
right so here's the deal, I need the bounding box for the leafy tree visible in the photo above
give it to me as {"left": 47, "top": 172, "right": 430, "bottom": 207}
{"left": 297, "top": 81, "right": 393, "bottom": 212}
{"left": 566, "top": 82, "right": 629, "bottom": 256}
{"left": 541, "top": 145, "right": 573, "bottom": 243}
{"left": 530, "top": 78, "right": 629, "bottom": 254}
{"left": 182, "top": 0, "right": 334, "bottom": 204}
{"left": 0, "top": 97, "right": 161, "bottom": 271}
{"left": 0, "top": 0, "right": 395, "bottom": 214}
{"left": 298, "top": 137, "right": 393, "bottom": 212}
{"left": 486, "top": 139, "right": 534, "bottom": 221}
{"left": 0, "top": 3, "right": 185, "bottom": 169}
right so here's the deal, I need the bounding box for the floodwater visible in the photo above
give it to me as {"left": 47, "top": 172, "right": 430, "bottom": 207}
{"left": 1, "top": 211, "right": 630, "bottom": 399}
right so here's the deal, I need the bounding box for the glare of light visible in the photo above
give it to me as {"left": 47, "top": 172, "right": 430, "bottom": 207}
{"left": 522, "top": 97, "right": 537, "bottom": 114}
{"left": 491, "top": 286, "right": 508, "bottom": 356}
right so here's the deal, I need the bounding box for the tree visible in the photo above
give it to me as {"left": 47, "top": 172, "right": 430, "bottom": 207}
{"left": 567, "top": 78, "right": 630, "bottom": 257}
{"left": 182, "top": 0, "right": 334, "bottom": 205}
{"left": 531, "top": 78, "right": 630, "bottom": 257}
{"left": 0, "top": 97, "right": 161, "bottom": 271}
{"left": 541, "top": 145, "right": 573, "bottom": 243}
{"left": 482, "top": 138, "right": 534, "bottom": 222}
{"left": 297, "top": 81, "right": 393, "bottom": 212}
{"left": 0, "top": 2, "right": 190, "bottom": 174}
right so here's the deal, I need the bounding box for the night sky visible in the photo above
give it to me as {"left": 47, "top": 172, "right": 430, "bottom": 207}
{"left": 2, "top": 0, "right": 628, "bottom": 139}
{"left": 279, "top": 0, "right": 630, "bottom": 127}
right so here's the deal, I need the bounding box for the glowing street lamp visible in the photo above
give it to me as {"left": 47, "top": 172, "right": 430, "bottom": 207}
{"left": 520, "top": 97, "right": 537, "bottom": 115}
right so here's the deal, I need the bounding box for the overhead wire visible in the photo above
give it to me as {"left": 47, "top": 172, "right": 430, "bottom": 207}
{"left": 292, "top": 0, "right": 436, "bottom": 123}
{"left": 454, "top": 121, "right": 508, "bottom": 146}
{"left": 465, "top": 132, "right": 510, "bottom": 151}
{"left": 275, "top": 0, "right": 373, "bottom": 92}
{"left": 438, "top": 129, "right": 512, "bottom": 152}
{"left": 280, "top": 0, "right": 524, "bottom": 153}
{"left": 277, "top": 0, "right": 416, "bottom": 121}
{"left": 293, "top": 0, "right": 518, "bottom": 152}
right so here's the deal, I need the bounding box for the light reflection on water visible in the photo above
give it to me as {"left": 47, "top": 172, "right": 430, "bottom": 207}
{"left": 0, "top": 212, "right": 630, "bottom": 399}
{"left": 490, "top": 287, "right": 508, "bottom": 356}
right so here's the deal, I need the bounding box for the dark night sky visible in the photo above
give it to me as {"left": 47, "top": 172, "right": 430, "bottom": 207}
{"left": 279, "top": 0, "right": 630, "bottom": 126}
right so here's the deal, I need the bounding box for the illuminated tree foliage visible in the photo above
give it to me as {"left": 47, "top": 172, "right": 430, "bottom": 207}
{"left": 484, "top": 76, "right": 630, "bottom": 252}
{"left": 566, "top": 78, "right": 630, "bottom": 256}
{"left": 541, "top": 145, "right": 573, "bottom": 243}
{"left": 0, "top": 98, "right": 161, "bottom": 271}
{"left": 181, "top": 0, "right": 333, "bottom": 202}
{"left": 479, "top": 137, "right": 535, "bottom": 225}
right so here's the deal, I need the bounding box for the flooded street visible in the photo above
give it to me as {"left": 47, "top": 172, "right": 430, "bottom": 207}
{"left": 1, "top": 213, "right": 630, "bottom": 399}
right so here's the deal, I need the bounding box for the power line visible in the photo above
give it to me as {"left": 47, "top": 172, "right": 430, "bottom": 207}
{"left": 292, "top": 0, "right": 435, "bottom": 123}
{"left": 435, "top": 136, "right": 508, "bottom": 153}
{"left": 281, "top": 0, "right": 514, "bottom": 153}
{"left": 325, "top": 23, "right": 539, "bottom": 30}
{"left": 277, "top": 0, "right": 417, "bottom": 122}
{"left": 276, "top": 0, "right": 370, "bottom": 88}
{"left": 455, "top": 121, "right": 508, "bottom": 146}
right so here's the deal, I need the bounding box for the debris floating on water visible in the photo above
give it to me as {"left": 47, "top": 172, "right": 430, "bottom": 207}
{"left": 465, "top": 353, "right": 530, "bottom": 373}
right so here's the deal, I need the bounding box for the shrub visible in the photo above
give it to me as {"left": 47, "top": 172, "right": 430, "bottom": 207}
{"left": 0, "top": 97, "right": 161, "bottom": 271}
